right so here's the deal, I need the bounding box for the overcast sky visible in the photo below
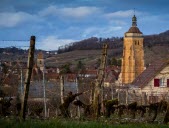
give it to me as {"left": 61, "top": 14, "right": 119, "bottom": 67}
{"left": 0, "top": 0, "right": 169, "bottom": 50}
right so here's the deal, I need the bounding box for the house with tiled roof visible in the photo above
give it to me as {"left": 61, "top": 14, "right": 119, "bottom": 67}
{"left": 130, "top": 59, "right": 169, "bottom": 104}
{"left": 104, "top": 66, "right": 121, "bottom": 87}
{"left": 31, "top": 64, "right": 43, "bottom": 81}
{"left": 45, "top": 72, "right": 59, "bottom": 81}
{"left": 78, "top": 69, "right": 97, "bottom": 78}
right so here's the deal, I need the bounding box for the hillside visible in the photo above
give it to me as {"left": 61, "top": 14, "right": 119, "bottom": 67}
{"left": 45, "top": 46, "right": 169, "bottom": 69}
{"left": 45, "top": 49, "right": 114, "bottom": 68}
{"left": 46, "top": 30, "right": 169, "bottom": 68}
{"left": 46, "top": 50, "right": 96, "bottom": 68}
{"left": 57, "top": 37, "right": 123, "bottom": 54}
{"left": 57, "top": 30, "right": 169, "bottom": 53}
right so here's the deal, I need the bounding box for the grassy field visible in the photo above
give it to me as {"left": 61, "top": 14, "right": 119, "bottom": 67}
{"left": 0, "top": 118, "right": 169, "bottom": 128}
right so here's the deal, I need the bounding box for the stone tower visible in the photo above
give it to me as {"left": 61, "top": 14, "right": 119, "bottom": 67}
{"left": 37, "top": 51, "right": 45, "bottom": 71}
{"left": 121, "top": 15, "right": 144, "bottom": 84}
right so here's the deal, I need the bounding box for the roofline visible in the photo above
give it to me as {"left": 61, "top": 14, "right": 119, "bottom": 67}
{"left": 141, "top": 61, "right": 169, "bottom": 89}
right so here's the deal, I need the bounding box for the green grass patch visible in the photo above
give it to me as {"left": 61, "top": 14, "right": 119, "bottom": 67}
{"left": 0, "top": 118, "right": 168, "bottom": 128}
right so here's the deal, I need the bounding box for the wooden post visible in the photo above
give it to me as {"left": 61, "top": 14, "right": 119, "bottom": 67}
{"left": 118, "top": 88, "right": 120, "bottom": 103}
{"left": 93, "top": 79, "right": 100, "bottom": 117}
{"left": 76, "top": 77, "right": 80, "bottom": 118}
{"left": 90, "top": 82, "right": 94, "bottom": 104}
{"left": 60, "top": 75, "right": 64, "bottom": 104}
{"left": 55, "top": 108, "right": 58, "bottom": 117}
{"left": 47, "top": 108, "right": 50, "bottom": 118}
{"left": 20, "top": 36, "right": 35, "bottom": 120}
{"left": 101, "top": 85, "right": 105, "bottom": 115}
{"left": 42, "top": 69, "right": 47, "bottom": 118}
{"left": 126, "top": 89, "right": 128, "bottom": 105}
{"left": 140, "top": 90, "right": 143, "bottom": 105}
{"left": 93, "top": 43, "right": 107, "bottom": 118}
{"left": 111, "top": 84, "right": 114, "bottom": 99}
{"left": 20, "top": 67, "right": 23, "bottom": 95}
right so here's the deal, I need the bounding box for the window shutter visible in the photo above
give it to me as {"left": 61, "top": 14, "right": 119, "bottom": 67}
{"left": 167, "top": 79, "right": 169, "bottom": 87}
{"left": 154, "top": 79, "right": 159, "bottom": 87}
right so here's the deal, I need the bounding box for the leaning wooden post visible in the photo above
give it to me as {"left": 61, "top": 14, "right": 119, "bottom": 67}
{"left": 101, "top": 82, "right": 105, "bottom": 115}
{"left": 93, "top": 43, "right": 107, "bottom": 118}
{"left": 76, "top": 77, "right": 81, "bottom": 118}
{"left": 90, "top": 82, "right": 94, "bottom": 104}
{"left": 20, "top": 36, "right": 35, "bottom": 120}
{"left": 60, "top": 75, "right": 64, "bottom": 104}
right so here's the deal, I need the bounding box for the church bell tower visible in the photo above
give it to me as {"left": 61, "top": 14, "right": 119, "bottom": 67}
{"left": 121, "top": 15, "right": 145, "bottom": 84}
{"left": 37, "top": 51, "right": 45, "bottom": 71}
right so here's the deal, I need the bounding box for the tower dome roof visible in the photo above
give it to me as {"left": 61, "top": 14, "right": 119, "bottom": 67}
{"left": 126, "top": 15, "right": 142, "bottom": 34}
{"left": 127, "top": 26, "right": 142, "bottom": 34}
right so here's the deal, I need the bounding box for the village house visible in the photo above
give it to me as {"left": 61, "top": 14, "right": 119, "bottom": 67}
{"left": 104, "top": 66, "right": 121, "bottom": 87}
{"left": 129, "top": 59, "right": 169, "bottom": 104}
{"left": 79, "top": 69, "right": 97, "bottom": 78}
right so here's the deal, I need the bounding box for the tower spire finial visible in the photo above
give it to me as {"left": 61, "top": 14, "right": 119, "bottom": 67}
{"left": 132, "top": 9, "right": 137, "bottom": 27}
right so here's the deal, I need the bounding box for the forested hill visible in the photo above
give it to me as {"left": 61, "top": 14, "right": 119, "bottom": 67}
{"left": 144, "top": 30, "right": 169, "bottom": 47}
{"left": 57, "top": 37, "right": 123, "bottom": 54}
{"left": 57, "top": 30, "right": 169, "bottom": 54}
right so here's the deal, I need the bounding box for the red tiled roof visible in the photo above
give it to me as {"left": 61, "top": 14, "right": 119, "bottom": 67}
{"left": 66, "top": 74, "right": 77, "bottom": 81}
{"left": 85, "top": 70, "right": 97, "bottom": 75}
{"left": 46, "top": 73, "right": 59, "bottom": 80}
{"left": 132, "top": 59, "right": 169, "bottom": 88}
{"left": 105, "top": 66, "right": 121, "bottom": 80}
{"left": 31, "top": 68, "right": 43, "bottom": 80}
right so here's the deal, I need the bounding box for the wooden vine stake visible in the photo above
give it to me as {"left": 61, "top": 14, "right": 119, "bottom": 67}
{"left": 93, "top": 43, "right": 107, "bottom": 118}
{"left": 20, "top": 36, "right": 35, "bottom": 121}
